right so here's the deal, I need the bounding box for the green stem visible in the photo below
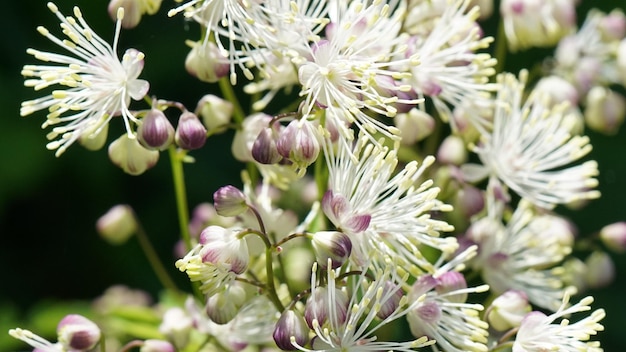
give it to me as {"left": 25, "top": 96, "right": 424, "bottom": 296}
{"left": 168, "top": 146, "right": 192, "bottom": 252}
{"left": 218, "top": 76, "right": 246, "bottom": 125}
{"left": 133, "top": 212, "right": 180, "bottom": 293}
{"left": 265, "top": 246, "right": 286, "bottom": 312}
{"left": 494, "top": 19, "right": 508, "bottom": 76}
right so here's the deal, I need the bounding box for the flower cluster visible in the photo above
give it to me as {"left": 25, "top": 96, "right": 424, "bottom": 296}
{"left": 12, "top": 0, "right": 626, "bottom": 351}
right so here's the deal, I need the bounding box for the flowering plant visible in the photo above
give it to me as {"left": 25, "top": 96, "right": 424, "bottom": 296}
{"left": 5, "top": 0, "right": 626, "bottom": 351}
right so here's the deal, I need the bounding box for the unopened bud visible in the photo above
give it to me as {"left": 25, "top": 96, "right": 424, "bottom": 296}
{"left": 435, "top": 271, "right": 468, "bottom": 303}
{"left": 138, "top": 109, "right": 175, "bottom": 150}
{"left": 304, "top": 287, "right": 349, "bottom": 328}
{"left": 311, "top": 231, "right": 352, "bottom": 269}
{"left": 185, "top": 41, "right": 229, "bottom": 83}
{"left": 437, "top": 135, "right": 467, "bottom": 165}
{"left": 200, "top": 226, "right": 249, "bottom": 274}
{"left": 108, "top": 0, "right": 142, "bottom": 28}
{"left": 213, "top": 185, "right": 248, "bottom": 217}
{"left": 487, "top": 290, "right": 531, "bottom": 331}
{"left": 600, "top": 221, "right": 626, "bottom": 253}
{"left": 252, "top": 127, "right": 282, "bottom": 164}
{"left": 57, "top": 314, "right": 101, "bottom": 351}
{"left": 175, "top": 111, "right": 207, "bottom": 150}
{"left": 277, "top": 119, "right": 321, "bottom": 169}
{"left": 108, "top": 134, "right": 159, "bottom": 175}
{"left": 273, "top": 310, "right": 310, "bottom": 350}
{"left": 141, "top": 339, "right": 175, "bottom": 352}
{"left": 584, "top": 86, "right": 626, "bottom": 135}
{"left": 395, "top": 108, "right": 435, "bottom": 145}
{"left": 584, "top": 251, "right": 615, "bottom": 289}
{"left": 196, "top": 94, "right": 234, "bottom": 131}
{"left": 96, "top": 204, "right": 137, "bottom": 245}
{"left": 159, "top": 307, "right": 192, "bottom": 349}
{"left": 79, "top": 122, "right": 109, "bottom": 151}
{"left": 599, "top": 10, "right": 626, "bottom": 41}
{"left": 377, "top": 281, "right": 404, "bottom": 320}
{"left": 206, "top": 283, "right": 247, "bottom": 324}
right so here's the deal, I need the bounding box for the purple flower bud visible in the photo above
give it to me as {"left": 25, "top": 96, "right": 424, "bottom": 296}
{"left": 435, "top": 271, "right": 468, "bottom": 303}
{"left": 252, "top": 127, "right": 282, "bottom": 164}
{"left": 185, "top": 41, "right": 230, "bottom": 83}
{"left": 273, "top": 310, "right": 310, "bottom": 350}
{"left": 487, "top": 290, "right": 530, "bottom": 331}
{"left": 276, "top": 120, "right": 321, "bottom": 169}
{"left": 199, "top": 226, "right": 249, "bottom": 274}
{"left": 175, "top": 111, "right": 207, "bottom": 150}
{"left": 108, "top": 0, "right": 142, "bottom": 29}
{"left": 141, "top": 339, "right": 176, "bottom": 352}
{"left": 304, "top": 286, "right": 349, "bottom": 328}
{"left": 311, "top": 231, "right": 352, "bottom": 269}
{"left": 138, "top": 109, "right": 175, "bottom": 150}
{"left": 206, "top": 283, "right": 247, "bottom": 324}
{"left": 57, "top": 314, "right": 101, "bottom": 351}
{"left": 376, "top": 281, "right": 404, "bottom": 320}
{"left": 213, "top": 185, "right": 248, "bottom": 217}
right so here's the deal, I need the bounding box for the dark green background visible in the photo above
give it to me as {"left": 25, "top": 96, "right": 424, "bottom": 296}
{"left": 1, "top": 0, "right": 625, "bottom": 350}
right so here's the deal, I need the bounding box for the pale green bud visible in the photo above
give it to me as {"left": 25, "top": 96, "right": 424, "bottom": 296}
{"left": 96, "top": 204, "right": 137, "bottom": 245}
{"left": 108, "top": 134, "right": 159, "bottom": 175}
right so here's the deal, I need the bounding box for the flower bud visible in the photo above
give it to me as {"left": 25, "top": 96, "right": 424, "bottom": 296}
{"left": 200, "top": 226, "right": 249, "bottom": 274}
{"left": 470, "top": 0, "right": 494, "bottom": 20}
{"left": 273, "top": 310, "right": 310, "bottom": 350}
{"left": 57, "top": 314, "right": 101, "bottom": 351}
{"left": 141, "top": 339, "right": 175, "bottom": 352}
{"left": 108, "top": 0, "right": 142, "bottom": 29}
{"left": 435, "top": 271, "right": 468, "bottom": 303}
{"left": 137, "top": 109, "right": 174, "bottom": 150}
{"left": 159, "top": 308, "right": 193, "bottom": 349}
{"left": 377, "top": 281, "right": 404, "bottom": 320}
{"left": 277, "top": 119, "right": 321, "bottom": 169}
{"left": 79, "top": 121, "right": 109, "bottom": 151}
{"left": 96, "top": 204, "right": 137, "bottom": 245}
{"left": 252, "top": 127, "right": 282, "bottom": 164}
{"left": 304, "top": 286, "right": 349, "bottom": 328}
{"left": 584, "top": 86, "right": 626, "bottom": 135}
{"left": 206, "top": 283, "right": 247, "bottom": 324}
{"left": 108, "top": 134, "right": 159, "bottom": 175}
{"left": 394, "top": 108, "right": 435, "bottom": 145}
{"left": 213, "top": 185, "right": 248, "bottom": 217}
{"left": 436, "top": 135, "right": 467, "bottom": 165}
{"left": 600, "top": 221, "right": 626, "bottom": 253}
{"left": 185, "top": 41, "right": 230, "bottom": 83}
{"left": 175, "top": 111, "right": 207, "bottom": 150}
{"left": 196, "top": 94, "right": 234, "bottom": 131}
{"left": 599, "top": 10, "right": 626, "bottom": 41}
{"left": 311, "top": 231, "right": 352, "bottom": 269}
{"left": 618, "top": 39, "right": 626, "bottom": 85}
{"left": 487, "top": 290, "right": 531, "bottom": 331}
{"left": 584, "top": 251, "right": 615, "bottom": 289}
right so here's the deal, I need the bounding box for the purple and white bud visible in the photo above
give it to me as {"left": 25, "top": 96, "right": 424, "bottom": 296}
{"left": 175, "top": 111, "right": 207, "bottom": 150}
{"left": 213, "top": 185, "right": 248, "bottom": 217}
{"left": 138, "top": 109, "right": 175, "bottom": 150}
{"left": 453, "top": 184, "right": 485, "bottom": 219}
{"left": 584, "top": 251, "right": 615, "bottom": 289}
{"left": 108, "top": 0, "right": 142, "bottom": 29}
{"left": 200, "top": 226, "right": 249, "bottom": 274}
{"left": 394, "top": 108, "right": 436, "bottom": 145}
{"left": 487, "top": 290, "right": 531, "bottom": 331}
{"left": 273, "top": 310, "right": 310, "bottom": 350}
{"left": 140, "top": 339, "right": 175, "bottom": 352}
{"left": 584, "top": 86, "right": 626, "bottom": 135}
{"left": 304, "top": 286, "right": 349, "bottom": 328}
{"left": 206, "top": 283, "right": 247, "bottom": 324}
{"left": 108, "top": 134, "right": 160, "bottom": 176}
{"left": 437, "top": 135, "right": 468, "bottom": 165}
{"left": 159, "top": 307, "right": 193, "bottom": 349}
{"left": 185, "top": 41, "right": 229, "bottom": 83}
{"left": 435, "top": 271, "right": 468, "bottom": 303}
{"left": 57, "top": 314, "right": 101, "bottom": 351}
{"left": 377, "top": 281, "right": 404, "bottom": 320}
{"left": 311, "top": 231, "right": 352, "bottom": 269}
{"left": 96, "top": 204, "right": 137, "bottom": 245}
{"left": 252, "top": 127, "right": 282, "bottom": 164}
{"left": 196, "top": 94, "right": 234, "bottom": 131}
{"left": 277, "top": 119, "right": 321, "bottom": 169}
{"left": 600, "top": 221, "right": 626, "bottom": 253}
{"left": 599, "top": 10, "right": 626, "bottom": 41}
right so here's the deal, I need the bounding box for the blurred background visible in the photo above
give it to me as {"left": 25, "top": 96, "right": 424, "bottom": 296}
{"left": 1, "top": 0, "right": 625, "bottom": 350}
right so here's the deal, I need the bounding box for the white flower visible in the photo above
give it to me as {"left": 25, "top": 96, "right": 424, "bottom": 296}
{"left": 323, "top": 132, "right": 456, "bottom": 269}
{"left": 293, "top": 260, "right": 434, "bottom": 352}
{"left": 513, "top": 293, "right": 605, "bottom": 352}
{"left": 462, "top": 71, "right": 600, "bottom": 209}
{"left": 297, "top": 0, "right": 420, "bottom": 144}
{"left": 468, "top": 197, "right": 571, "bottom": 311}
{"left": 407, "top": 267, "right": 490, "bottom": 352}
{"left": 21, "top": 3, "right": 149, "bottom": 156}
{"left": 405, "top": 0, "right": 498, "bottom": 131}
